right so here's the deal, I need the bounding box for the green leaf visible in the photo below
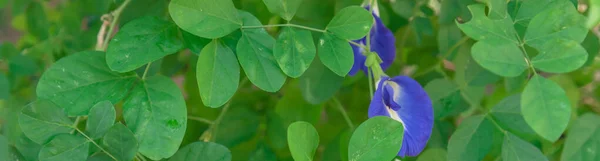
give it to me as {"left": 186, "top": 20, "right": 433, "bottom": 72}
{"left": 489, "top": 94, "right": 537, "bottom": 138}
{"left": 0, "top": 73, "right": 8, "bottom": 100}
{"left": 326, "top": 6, "right": 374, "bottom": 40}
{"left": 521, "top": 75, "right": 571, "bottom": 142}
{"left": 261, "top": 0, "right": 303, "bottom": 21}
{"left": 274, "top": 27, "right": 317, "bottom": 78}
{"left": 589, "top": 0, "right": 600, "bottom": 28}
{"left": 0, "top": 135, "right": 7, "bottom": 161}
{"left": 523, "top": 2, "right": 586, "bottom": 49}
{"left": 317, "top": 33, "right": 353, "bottom": 76}
{"left": 531, "top": 39, "right": 588, "bottom": 73}
{"left": 249, "top": 143, "right": 277, "bottom": 161}
{"left": 102, "top": 123, "right": 138, "bottom": 161}
{"left": 168, "top": 142, "right": 232, "bottom": 161}
{"left": 87, "top": 153, "right": 113, "bottom": 161}
{"left": 416, "top": 148, "right": 447, "bottom": 161}
{"left": 106, "top": 16, "right": 184, "bottom": 72}
{"left": 214, "top": 106, "right": 260, "bottom": 147}
{"left": 196, "top": 40, "right": 240, "bottom": 108}
{"left": 39, "top": 134, "right": 89, "bottom": 161}
{"left": 123, "top": 75, "right": 187, "bottom": 160}
{"left": 18, "top": 100, "right": 73, "bottom": 144}
{"left": 299, "top": 58, "right": 343, "bottom": 104}
{"left": 502, "top": 132, "right": 548, "bottom": 161}
{"left": 287, "top": 121, "right": 319, "bottom": 161}
{"left": 182, "top": 30, "right": 211, "bottom": 55}
{"left": 169, "top": 0, "right": 242, "bottom": 39}
{"left": 237, "top": 11, "right": 286, "bottom": 92}
{"left": 424, "top": 79, "right": 467, "bottom": 119}
{"left": 85, "top": 101, "right": 116, "bottom": 139}
{"left": 15, "top": 134, "right": 42, "bottom": 161}
{"left": 9, "top": 54, "right": 38, "bottom": 76}
{"left": 470, "top": 41, "right": 528, "bottom": 77}
{"left": 561, "top": 113, "right": 600, "bottom": 160}
{"left": 26, "top": 2, "right": 49, "bottom": 40}
{"left": 457, "top": 4, "right": 518, "bottom": 44}
{"left": 348, "top": 116, "right": 404, "bottom": 161}
{"left": 36, "top": 51, "right": 137, "bottom": 116}
{"left": 437, "top": 24, "right": 463, "bottom": 60}
{"left": 447, "top": 115, "right": 496, "bottom": 161}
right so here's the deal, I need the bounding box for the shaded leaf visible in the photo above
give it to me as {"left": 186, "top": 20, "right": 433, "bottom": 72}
{"left": 262, "top": 0, "right": 303, "bottom": 21}
{"left": 39, "top": 134, "right": 89, "bottom": 161}
{"left": 168, "top": 142, "right": 232, "bottom": 161}
{"left": 447, "top": 115, "right": 495, "bottom": 161}
{"left": 36, "top": 51, "right": 137, "bottom": 116}
{"left": 102, "top": 123, "right": 138, "bottom": 161}
{"left": 123, "top": 75, "right": 187, "bottom": 160}
{"left": 502, "top": 132, "right": 548, "bottom": 161}
{"left": 18, "top": 100, "right": 73, "bottom": 144}
{"left": 86, "top": 101, "right": 116, "bottom": 139}
{"left": 106, "top": 16, "right": 183, "bottom": 72}
{"left": 561, "top": 113, "right": 600, "bottom": 161}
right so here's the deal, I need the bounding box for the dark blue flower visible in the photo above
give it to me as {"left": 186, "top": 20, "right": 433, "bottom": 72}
{"left": 349, "top": 6, "right": 396, "bottom": 76}
{"left": 368, "top": 76, "right": 433, "bottom": 157}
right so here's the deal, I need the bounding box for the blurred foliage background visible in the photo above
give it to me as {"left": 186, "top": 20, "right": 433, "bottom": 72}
{"left": 1, "top": 0, "right": 600, "bottom": 161}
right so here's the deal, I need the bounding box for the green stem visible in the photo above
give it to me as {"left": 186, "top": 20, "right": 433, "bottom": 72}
{"left": 75, "top": 128, "right": 119, "bottom": 161}
{"left": 441, "top": 37, "right": 469, "bottom": 59}
{"left": 367, "top": 67, "right": 374, "bottom": 99}
{"left": 485, "top": 114, "right": 506, "bottom": 133}
{"left": 100, "top": 0, "right": 133, "bottom": 51}
{"left": 141, "top": 62, "right": 152, "bottom": 80}
{"left": 332, "top": 97, "right": 355, "bottom": 131}
{"left": 188, "top": 116, "right": 214, "bottom": 125}
{"left": 348, "top": 41, "right": 368, "bottom": 50}
{"left": 70, "top": 116, "right": 82, "bottom": 134}
{"left": 136, "top": 153, "right": 147, "bottom": 161}
{"left": 242, "top": 24, "right": 326, "bottom": 33}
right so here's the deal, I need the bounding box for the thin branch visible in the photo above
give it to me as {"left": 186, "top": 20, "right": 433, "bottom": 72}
{"left": 188, "top": 116, "right": 214, "bottom": 125}
{"left": 331, "top": 97, "right": 355, "bottom": 131}
{"left": 141, "top": 62, "right": 152, "bottom": 80}
{"left": 242, "top": 23, "right": 326, "bottom": 33}
{"left": 100, "top": 0, "right": 133, "bottom": 51}
{"left": 75, "top": 128, "right": 118, "bottom": 161}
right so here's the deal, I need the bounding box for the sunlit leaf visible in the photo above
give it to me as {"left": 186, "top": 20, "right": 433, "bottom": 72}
{"left": 521, "top": 75, "right": 571, "bottom": 142}
{"left": 262, "top": 0, "right": 303, "bottom": 21}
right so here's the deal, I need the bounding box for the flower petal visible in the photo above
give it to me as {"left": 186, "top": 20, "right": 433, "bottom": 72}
{"left": 348, "top": 8, "right": 396, "bottom": 76}
{"left": 349, "top": 39, "right": 367, "bottom": 76}
{"left": 388, "top": 76, "right": 434, "bottom": 157}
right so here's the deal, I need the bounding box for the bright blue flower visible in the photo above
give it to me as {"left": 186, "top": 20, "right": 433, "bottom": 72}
{"left": 349, "top": 6, "right": 396, "bottom": 76}
{"left": 368, "top": 76, "right": 433, "bottom": 157}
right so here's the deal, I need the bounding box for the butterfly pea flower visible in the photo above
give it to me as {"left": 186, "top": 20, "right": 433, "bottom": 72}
{"left": 348, "top": 5, "right": 396, "bottom": 76}
{"left": 368, "top": 75, "right": 433, "bottom": 157}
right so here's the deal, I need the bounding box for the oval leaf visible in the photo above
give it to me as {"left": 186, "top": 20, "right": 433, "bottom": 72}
{"left": 36, "top": 51, "right": 137, "bottom": 116}
{"left": 502, "top": 132, "right": 548, "bottom": 161}
{"left": 123, "top": 75, "right": 187, "bottom": 160}
{"left": 261, "top": 0, "right": 303, "bottom": 21}
{"left": 471, "top": 41, "right": 528, "bottom": 77}
{"left": 274, "top": 27, "right": 316, "bottom": 78}
{"left": 447, "top": 115, "right": 496, "bottom": 161}
{"left": 317, "top": 33, "right": 353, "bottom": 77}
{"left": 531, "top": 39, "right": 588, "bottom": 73}
{"left": 490, "top": 94, "right": 537, "bottom": 137}
{"left": 561, "top": 113, "right": 600, "bottom": 161}
{"left": 102, "top": 123, "right": 138, "bottom": 161}
{"left": 348, "top": 116, "right": 404, "bottom": 161}
{"left": 197, "top": 40, "right": 240, "bottom": 108}
{"left": 169, "top": 0, "right": 242, "bottom": 39}
{"left": 287, "top": 121, "right": 319, "bottom": 161}
{"left": 168, "top": 142, "right": 232, "bottom": 161}
{"left": 326, "top": 6, "right": 374, "bottom": 40}
{"left": 39, "top": 134, "right": 89, "bottom": 161}
{"left": 18, "top": 100, "right": 73, "bottom": 144}
{"left": 106, "top": 16, "right": 183, "bottom": 72}
{"left": 521, "top": 75, "right": 571, "bottom": 142}
{"left": 237, "top": 11, "right": 286, "bottom": 92}
{"left": 86, "top": 101, "right": 116, "bottom": 139}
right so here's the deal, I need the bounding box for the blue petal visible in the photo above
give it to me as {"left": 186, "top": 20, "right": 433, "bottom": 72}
{"left": 368, "top": 76, "right": 434, "bottom": 157}
{"left": 348, "top": 8, "right": 396, "bottom": 76}
{"left": 390, "top": 76, "right": 433, "bottom": 157}
{"left": 349, "top": 38, "right": 367, "bottom": 76}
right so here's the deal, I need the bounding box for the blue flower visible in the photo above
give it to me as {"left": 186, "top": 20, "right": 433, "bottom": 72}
{"left": 349, "top": 6, "right": 396, "bottom": 76}
{"left": 368, "top": 76, "right": 433, "bottom": 157}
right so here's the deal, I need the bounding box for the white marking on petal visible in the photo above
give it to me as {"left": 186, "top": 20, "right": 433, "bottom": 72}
{"left": 387, "top": 81, "right": 403, "bottom": 104}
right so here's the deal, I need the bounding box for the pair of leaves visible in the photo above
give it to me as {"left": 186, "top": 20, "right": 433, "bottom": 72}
{"left": 320, "top": 6, "right": 373, "bottom": 76}
{"left": 34, "top": 51, "right": 187, "bottom": 160}
{"left": 458, "top": 0, "right": 587, "bottom": 77}
{"left": 457, "top": 0, "right": 583, "bottom": 142}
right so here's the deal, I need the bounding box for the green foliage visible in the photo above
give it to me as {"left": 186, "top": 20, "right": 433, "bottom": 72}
{"left": 348, "top": 116, "right": 404, "bottom": 161}
{"left": 287, "top": 121, "right": 319, "bottom": 161}
{"left": 2, "top": 0, "right": 599, "bottom": 160}
{"left": 106, "top": 16, "right": 183, "bottom": 72}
